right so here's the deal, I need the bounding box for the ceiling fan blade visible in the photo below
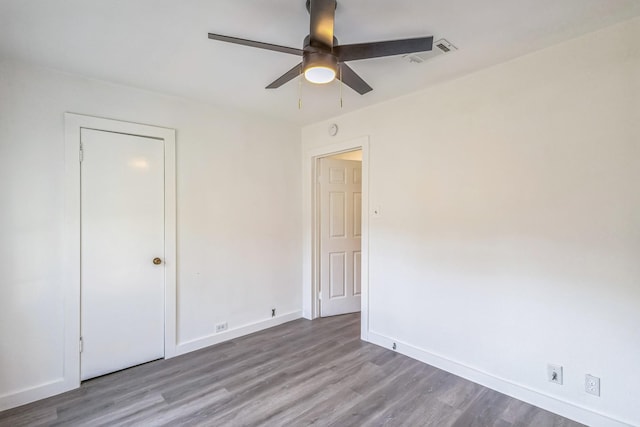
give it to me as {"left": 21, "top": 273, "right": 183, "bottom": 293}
{"left": 266, "top": 62, "right": 303, "bottom": 89}
{"left": 208, "top": 33, "right": 303, "bottom": 56}
{"left": 309, "top": 0, "right": 336, "bottom": 49}
{"left": 335, "top": 36, "right": 433, "bottom": 61}
{"left": 338, "top": 63, "right": 373, "bottom": 95}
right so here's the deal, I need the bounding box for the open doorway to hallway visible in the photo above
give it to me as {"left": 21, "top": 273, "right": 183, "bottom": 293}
{"left": 316, "top": 150, "right": 362, "bottom": 317}
{"left": 304, "top": 135, "right": 369, "bottom": 340}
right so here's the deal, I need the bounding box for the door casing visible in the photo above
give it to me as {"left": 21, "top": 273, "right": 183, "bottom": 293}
{"left": 64, "top": 113, "right": 177, "bottom": 391}
{"left": 303, "top": 136, "right": 370, "bottom": 340}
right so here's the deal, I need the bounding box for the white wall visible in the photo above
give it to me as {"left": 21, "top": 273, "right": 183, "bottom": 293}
{"left": 0, "top": 59, "right": 302, "bottom": 408}
{"left": 302, "top": 18, "right": 640, "bottom": 427}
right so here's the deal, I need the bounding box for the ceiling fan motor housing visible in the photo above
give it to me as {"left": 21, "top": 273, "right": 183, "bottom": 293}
{"left": 302, "top": 33, "right": 340, "bottom": 79}
{"left": 303, "top": 51, "right": 338, "bottom": 74}
{"left": 303, "top": 34, "right": 339, "bottom": 51}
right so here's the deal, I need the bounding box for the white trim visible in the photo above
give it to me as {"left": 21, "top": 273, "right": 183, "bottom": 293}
{"left": 175, "top": 311, "right": 303, "bottom": 356}
{"left": 0, "top": 379, "right": 67, "bottom": 412}
{"left": 367, "top": 331, "right": 634, "bottom": 427}
{"left": 302, "top": 136, "right": 370, "bottom": 341}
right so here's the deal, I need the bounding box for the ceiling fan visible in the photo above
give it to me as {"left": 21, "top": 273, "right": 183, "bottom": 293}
{"left": 208, "top": 0, "right": 434, "bottom": 95}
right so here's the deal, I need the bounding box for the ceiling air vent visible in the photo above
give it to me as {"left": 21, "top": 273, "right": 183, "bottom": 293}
{"left": 436, "top": 42, "right": 451, "bottom": 52}
{"left": 403, "top": 38, "right": 457, "bottom": 64}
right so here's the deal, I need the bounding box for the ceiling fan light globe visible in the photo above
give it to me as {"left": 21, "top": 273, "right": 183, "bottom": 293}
{"left": 303, "top": 51, "right": 338, "bottom": 84}
{"left": 304, "top": 66, "right": 336, "bottom": 84}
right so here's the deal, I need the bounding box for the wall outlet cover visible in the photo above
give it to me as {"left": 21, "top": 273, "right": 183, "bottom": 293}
{"left": 585, "top": 374, "right": 600, "bottom": 396}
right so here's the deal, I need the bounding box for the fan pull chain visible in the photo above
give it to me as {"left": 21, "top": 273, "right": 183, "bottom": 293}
{"left": 298, "top": 65, "right": 303, "bottom": 110}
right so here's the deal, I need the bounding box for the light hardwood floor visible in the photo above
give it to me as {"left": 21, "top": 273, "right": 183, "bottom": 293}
{"left": 0, "top": 314, "right": 584, "bottom": 426}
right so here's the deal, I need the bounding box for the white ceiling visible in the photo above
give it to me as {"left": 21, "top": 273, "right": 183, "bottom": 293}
{"left": 1, "top": 0, "right": 639, "bottom": 125}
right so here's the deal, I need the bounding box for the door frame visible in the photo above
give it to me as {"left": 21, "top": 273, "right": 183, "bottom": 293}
{"left": 302, "top": 136, "right": 370, "bottom": 340}
{"left": 64, "top": 113, "right": 177, "bottom": 391}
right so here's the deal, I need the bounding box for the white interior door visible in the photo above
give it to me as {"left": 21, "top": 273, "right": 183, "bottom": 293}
{"left": 319, "top": 157, "right": 362, "bottom": 317}
{"left": 80, "top": 128, "right": 165, "bottom": 381}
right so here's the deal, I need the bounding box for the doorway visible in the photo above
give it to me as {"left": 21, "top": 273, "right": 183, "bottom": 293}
{"left": 64, "top": 113, "right": 177, "bottom": 391}
{"left": 317, "top": 151, "right": 362, "bottom": 317}
{"left": 303, "top": 136, "right": 370, "bottom": 340}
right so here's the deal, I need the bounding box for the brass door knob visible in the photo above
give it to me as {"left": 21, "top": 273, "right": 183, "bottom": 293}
{"left": 153, "top": 257, "right": 162, "bottom": 265}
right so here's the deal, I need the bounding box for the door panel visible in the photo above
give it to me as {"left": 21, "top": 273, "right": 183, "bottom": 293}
{"left": 80, "top": 128, "right": 165, "bottom": 380}
{"left": 329, "top": 192, "right": 346, "bottom": 237}
{"left": 320, "top": 157, "right": 362, "bottom": 317}
{"left": 329, "top": 252, "right": 346, "bottom": 298}
{"left": 353, "top": 251, "right": 362, "bottom": 296}
{"left": 353, "top": 192, "right": 362, "bottom": 237}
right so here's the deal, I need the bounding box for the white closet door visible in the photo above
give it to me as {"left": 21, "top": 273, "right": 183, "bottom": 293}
{"left": 80, "top": 128, "right": 165, "bottom": 380}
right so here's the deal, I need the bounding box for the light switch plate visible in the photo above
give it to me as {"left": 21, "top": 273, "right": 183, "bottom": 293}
{"left": 548, "top": 364, "right": 563, "bottom": 385}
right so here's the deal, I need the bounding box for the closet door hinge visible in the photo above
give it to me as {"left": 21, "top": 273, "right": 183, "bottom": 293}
{"left": 79, "top": 143, "right": 84, "bottom": 162}
{"left": 79, "top": 337, "right": 83, "bottom": 353}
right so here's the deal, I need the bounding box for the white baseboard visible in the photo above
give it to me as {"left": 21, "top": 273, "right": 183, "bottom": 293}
{"left": 366, "top": 331, "right": 632, "bottom": 427}
{"left": 175, "top": 310, "right": 302, "bottom": 356}
{"left": 0, "top": 378, "right": 76, "bottom": 412}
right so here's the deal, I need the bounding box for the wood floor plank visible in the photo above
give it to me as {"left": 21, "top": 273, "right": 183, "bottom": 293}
{"left": 0, "top": 406, "right": 57, "bottom": 427}
{"left": 0, "top": 314, "right": 586, "bottom": 427}
{"left": 453, "top": 387, "right": 516, "bottom": 427}
{"left": 361, "top": 369, "right": 460, "bottom": 427}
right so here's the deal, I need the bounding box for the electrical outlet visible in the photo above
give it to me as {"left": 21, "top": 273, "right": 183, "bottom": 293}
{"left": 547, "top": 364, "right": 563, "bottom": 385}
{"left": 215, "top": 322, "right": 228, "bottom": 333}
{"left": 585, "top": 374, "right": 600, "bottom": 396}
